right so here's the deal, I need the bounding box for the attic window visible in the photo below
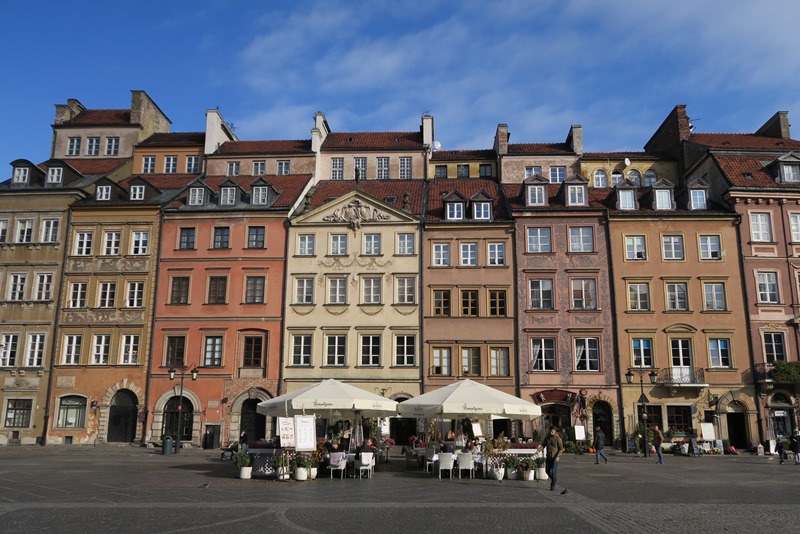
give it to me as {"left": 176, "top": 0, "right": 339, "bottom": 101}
{"left": 347, "top": 137, "right": 353, "bottom": 143}
{"left": 446, "top": 203, "right": 464, "bottom": 220}
{"left": 782, "top": 164, "right": 800, "bottom": 182}
{"left": 394, "top": 137, "right": 401, "bottom": 142}
{"left": 96, "top": 185, "right": 111, "bottom": 201}
{"left": 618, "top": 189, "right": 635, "bottom": 210}
{"left": 252, "top": 186, "right": 270, "bottom": 205}
{"left": 48, "top": 167, "right": 63, "bottom": 184}
{"left": 130, "top": 185, "right": 145, "bottom": 201}
{"left": 690, "top": 190, "right": 707, "bottom": 210}
{"left": 383, "top": 196, "right": 397, "bottom": 204}
{"left": 12, "top": 167, "right": 29, "bottom": 183}
{"left": 527, "top": 185, "right": 546, "bottom": 206}
{"left": 744, "top": 173, "right": 754, "bottom": 180}
{"left": 188, "top": 187, "right": 205, "bottom": 206}
{"left": 220, "top": 187, "right": 236, "bottom": 205}
{"left": 655, "top": 189, "right": 672, "bottom": 210}
{"left": 567, "top": 185, "right": 585, "bottom": 206}
{"left": 473, "top": 202, "right": 491, "bottom": 220}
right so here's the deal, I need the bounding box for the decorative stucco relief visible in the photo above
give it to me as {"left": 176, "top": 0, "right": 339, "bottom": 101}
{"left": 322, "top": 199, "right": 390, "bottom": 233}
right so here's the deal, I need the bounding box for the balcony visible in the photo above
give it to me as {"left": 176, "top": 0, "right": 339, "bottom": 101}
{"left": 754, "top": 361, "right": 800, "bottom": 386}
{"left": 654, "top": 367, "right": 708, "bottom": 395}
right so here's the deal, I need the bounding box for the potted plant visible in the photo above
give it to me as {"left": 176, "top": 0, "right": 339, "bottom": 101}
{"left": 505, "top": 455, "right": 520, "bottom": 480}
{"left": 484, "top": 434, "right": 508, "bottom": 480}
{"left": 518, "top": 457, "right": 535, "bottom": 481}
{"left": 272, "top": 455, "right": 289, "bottom": 481}
{"left": 234, "top": 451, "right": 252, "bottom": 480}
{"left": 294, "top": 454, "right": 312, "bottom": 481}
{"left": 533, "top": 456, "right": 548, "bottom": 481}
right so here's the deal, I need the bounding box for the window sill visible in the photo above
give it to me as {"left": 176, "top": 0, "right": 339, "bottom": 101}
{"left": 664, "top": 309, "right": 692, "bottom": 314}
{"left": 700, "top": 310, "right": 731, "bottom": 314}
{"left": 625, "top": 310, "right": 654, "bottom": 314}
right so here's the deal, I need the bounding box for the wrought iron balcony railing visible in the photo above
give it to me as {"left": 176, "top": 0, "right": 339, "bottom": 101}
{"left": 655, "top": 367, "right": 706, "bottom": 386}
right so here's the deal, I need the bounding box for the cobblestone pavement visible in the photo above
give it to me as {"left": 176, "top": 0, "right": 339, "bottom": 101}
{"left": 0, "top": 446, "right": 798, "bottom": 533}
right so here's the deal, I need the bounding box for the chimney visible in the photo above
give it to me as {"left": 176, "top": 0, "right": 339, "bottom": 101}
{"left": 54, "top": 99, "right": 85, "bottom": 125}
{"left": 494, "top": 124, "right": 509, "bottom": 156}
{"left": 567, "top": 124, "right": 583, "bottom": 156}
{"left": 421, "top": 115, "right": 434, "bottom": 147}
{"left": 311, "top": 111, "right": 330, "bottom": 152}
{"left": 755, "top": 111, "right": 791, "bottom": 139}
{"left": 205, "top": 109, "right": 237, "bottom": 155}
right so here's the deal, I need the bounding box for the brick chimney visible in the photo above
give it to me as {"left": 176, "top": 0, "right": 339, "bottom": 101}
{"left": 54, "top": 99, "right": 85, "bottom": 125}
{"left": 755, "top": 111, "right": 791, "bottom": 139}
{"left": 494, "top": 124, "right": 509, "bottom": 156}
{"left": 567, "top": 124, "right": 583, "bottom": 156}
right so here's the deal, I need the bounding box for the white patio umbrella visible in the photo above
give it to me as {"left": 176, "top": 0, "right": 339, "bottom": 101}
{"left": 396, "top": 379, "right": 542, "bottom": 420}
{"left": 256, "top": 378, "right": 398, "bottom": 419}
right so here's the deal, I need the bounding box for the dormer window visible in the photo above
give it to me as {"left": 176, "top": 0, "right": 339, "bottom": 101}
{"left": 619, "top": 189, "right": 635, "bottom": 210}
{"left": 130, "top": 185, "right": 145, "bottom": 201}
{"left": 96, "top": 186, "right": 111, "bottom": 201}
{"left": 655, "top": 189, "right": 672, "bottom": 210}
{"left": 12, "top": 167, "right": 29, "bottom": 183}
{"left": 783, "top": 163, "right": 800, "bottom": 182}
{"left": 473, "top": 202, "right": 491, "bottom": 220}
{"left": 252, "top": 186, "right": 269, "bottom": 205}
{"left": 690, "top": 189, "right": 707, "bottom": 210}
{"left": 446, "top": 203, "right": 464, "bottom": 220}
{"left": 47, "top": 167, "right": 63, "bottom": 184}
{"left": 220, "top": 187, "right": 236, "bottom": 205}
{"left": 527, "top": 185, "right": 546, "bottom": 206}
{"left": 188, "top": 187, "right": 205, "bottom": 206}
{"left": 567, "top": 185, "right": 585, "bottom": 206}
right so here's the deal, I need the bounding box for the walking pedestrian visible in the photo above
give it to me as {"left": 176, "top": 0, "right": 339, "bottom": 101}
{"left": 652, "top": 425, "right": 665, "bottom": 464}
{"left": 777, "top": 439, "right": 786, "bottom": 464}
{"left": 537, "top": 425, "right": 565, "bottom": 492}
{"left": 240, "top": 429, "right": 249, "bottom": 453}
{"left": 790, "top": 433, "right": 800, "bottom": 465}
{"left": 593, "top": 426, "right": 608, "bottom": 464}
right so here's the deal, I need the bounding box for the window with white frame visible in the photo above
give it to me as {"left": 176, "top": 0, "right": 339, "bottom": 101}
{"left": 63, "top": 335, "right": 82, "bottom": 364}
{"left": 86, "top": 137, "right": 100, "bottom": 156}
{"left": 47, "top": 167, "right": 63, "bottom": 184}
{"left": 188, "top": 187, "right": 205, "bottom": 206}
{"left": 277, "top": 160, "right": 290, "bottom": 175}
{"left": 130, "top": 185, "right": 145, "bottom": 200}
{"left": 68, "top": 282, "right": 87, "bottom": 308}
{"left": 632, "top": 338, "right": 653, "bottom": 367}
{"left": 295, "top": 278, "right": 314, "bottom": 304}
{"left": 131, "top": 231, "right": 149, "bottom": 255}
{"left": 709, "top": 338, "right": 731, "bottom": 367}
{"left": 549, "top": 166, "right": 566, "bottom": 183}
{"left": 328, "top": 277, "right": 347, "bottom": 304}
{"left": 93, "top": 334, "right": 110, "bottom": 365}
{"left": 764, "top": 332, "right": 786, "bottom": 362}
{"left": 432, "top": 347, "right": 451, "bottom": 375}
{"left": 252, "top": 160, "right": 266, "bottom": 175}
{"left": 568, "top": 185, "right": 585, "bottom": 205}
{"left": 354, "top": 157, "right": 366, "bottom": 180}
{"left": 473, "top": 202, "right": 491, "bottom": 220}
{"left": 488, "top": 242, "right": 505, "bottom": 266}
{"left": 363, "top": 277, "right": 382, "bottom": 304}
{"left": 703, "top": 282, "right": 726, "bottom": 311}
{"left": 460, "top": 243, "right": 477, "bottom": 266}
{"left": 400, "top": 157, "right": 412, "bottom": 179}
{"left": 298, "top": 234, "right": 315, "bottom": 256}
{"left": 376, "top": 157, "right": 389, "bottom": 179}
{"left": 186, "top": 156, "right": 200, "bottom": 174}
{"left": 96, "top": 185, "right": 111, "bottom": 201}
{"left": 575, "top": 338, "right": 599, "bottom": 371}
{"left": 690, "top": 190, "right": 707, "bottom": 210}
{"left": 35, "top": 273, "right": 53, "bottom": 301}
{"left": 571, "top": 279, "right": 597, "bottom": 309}
{"left": 666, "top": 282, "right": 688, "bottom": 310}
{"left": 397, "top": 277, "right": 416, "bottom": 304}
{"left": 655, "top": 189, "right": 672, "bottom": 210}
{"left": 791, "top": 214, "right": 800, "bottom": 242}
{"left": 433, "top": 243, "right": 450, "bottom": 266}
{"left": 330, "top": 234, "right": 347, "bottom": 255}
{"left": 531, "top": 338, "right": 556, "bottom": 371}
{"left": 164, "top": 156, "right": 177, "bottom": 174}
{"left": 16, "top": 220, "right": 33, "bottom": 243}
{"left": 527, "top": 227, "right": 551, "bottom": 253}
{"left": 757, "top": 272, "right": 779, "bottom": 303}
{"left": 525, "top": 166, "right": 542, "bottom": 178}
{"left": 127, "top": 281, "right": 144, "bottom": 307}
{"left": 0, "top": 334, "right": 18, "bottom": 367}
{"left": 527, "top": 185, "right": 546, "bottom": 206}
{"left": 326, "top": 334, "right": 346, "bottom": 366}
{"left": 699, "top": 235, "right": 722, "bottom": 260}
{"left": 593, "top": 170, "right": 607, "bottom": 188}
{"left": 529, "top": 279, "right": 553, "bottom": 309}
{"left": 105, "top": 137, "right": 119, "bottom": 156}
{"left": 142, "top": 157, "right": 155, "bottom": 174}
{"left": 203, "top": 336, "right": 222, "bottom": 366}
{"left": 67, "top": 137, "right": 81, "bottom": 156}
{"left": 0, "top": 220, "right": 7, "bottom": 243}
{"left": 490, "top": 347, "right": 510, "bottom": 376}
{"left": 361, "top": 335, "right": 381, "bottom": 366}
{"left": 610, "top": 171, "right": 623, "bottom": 187}
{"left": 227, "top": 161, "right": 240, "bottom": 176}
{"left": 625, "top": 235, "right": 646, "bottom": 260}
{"left": 41, "top": 219, "right": 59, "bottom": 243}
{"left": 12, "top": 167, "right": 29, "bottom": 183}
{"left": 627, "top": 169, "right": 641, "bottom": 186}
{"left": 104, "top": 231, "right": 120, "bottom": 255}
{"left": 98, "top": 282, "right": 116, "bottom": 308}
{"left": 670, "top": 338, "right": 692, "bottom": 370}
{"left": 8, "top": 274, "right": 25, "bottom": 301}
{"left": 26, "top": 334, "right": 44, "bottom": 366}
{"left": 619, "top": 189, "right": 635, "bottom": 209}
{"left": 395, "top": 335, "right": 415, "bottom": 366}
{"left": 397, "top": 233, "right": 414, "bottom": 255}
{"left": 292, "top": 335, "right": 311, "bottom": 366}
{"left": 220, "top": 187, "right": 236, "bottom": 205}
{"left": 364, "top": 234, "right": 381, "bottom": 255}
{"left": 569, "top": 227, "right": 593, "bottom": 252}
{"left": 331, "top": 158, "right": 344, "bottom": 180}
{"left": 119, "top": 334, "right": 139, "bottom": 364}
{"left": 750, "top": 213, "right": 772, "bottom": 242}
{"left": 252, "top": 186, "right": 269, "bottom": 205}
{"left": 662, "top": 235, "right": 684, "bottom": 260}
{"left": 446, "top": 203, "right": 464, "bottom": 220}
{"left": 628, "top": 283, "right": 650, "bottom": 311}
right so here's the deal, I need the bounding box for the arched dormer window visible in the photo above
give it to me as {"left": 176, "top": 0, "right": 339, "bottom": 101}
{"left": 593, "top": 170, "right": 607, "bottom": 188}
{"left": 627, "top": 169, "right": 641, "bottom": 186}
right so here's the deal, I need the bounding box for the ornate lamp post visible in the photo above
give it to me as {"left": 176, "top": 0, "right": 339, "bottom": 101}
{"left": 625, "top": 367, "right": 658, "bottom": 457}
{"left": 168, "top": 365, "right": 198, "bottom": 454}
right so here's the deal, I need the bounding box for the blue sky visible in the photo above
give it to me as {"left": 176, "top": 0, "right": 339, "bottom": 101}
{"left": 3, "top": 0, "right": 800, "bottom": 170}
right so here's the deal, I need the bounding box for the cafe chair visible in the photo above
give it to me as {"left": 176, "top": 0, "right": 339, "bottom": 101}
{"left": 438, "top": 452, "right": 455, "bottom": 479}
{"left": 356, "top": 452, "right": 374, "bottom": 479}
{"left": 457, "top": 452, "right": 475, "bottom": 479}
{"left": 425, "top": 445, "right": 436, "bottom": 474}
{"left": 329, "top": 451, "right": 347, "bottom": 479}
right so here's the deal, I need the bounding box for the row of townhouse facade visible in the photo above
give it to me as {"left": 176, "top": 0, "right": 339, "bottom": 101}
{"left": 0, "top": 92, "right": 796, "bottom": 452}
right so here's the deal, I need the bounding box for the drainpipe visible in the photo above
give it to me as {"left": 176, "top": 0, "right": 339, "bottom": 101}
{"left": 140, "top": 208, "right": 164, "bottom": 446}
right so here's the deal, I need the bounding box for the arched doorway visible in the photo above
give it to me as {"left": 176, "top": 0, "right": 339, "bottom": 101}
{"left": 163, "top": 397, "right": 194, "bottom": 441}
{"left": 591, "top": 401, "right": 613, "bottom": 446}
{"left": 107, "top": 389, "right": 138, "bottom": 443}
{"left": 240, "top": 399, "right": 266, "bottom": 442}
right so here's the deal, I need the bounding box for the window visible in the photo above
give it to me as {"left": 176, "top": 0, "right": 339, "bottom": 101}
{"left": 433, "top": 243, "right": 450, "bottom": 266}
{"left": 188, "top": 188, "right": 205, "bottom": 205}
{"left": 628, "top": 283, "right": 650, "bottom": 311}
{"left": 16, "top": 220, "right": 33, "bottom": 243}
{"left": 328, "top": 278, "right": 347, "bottom": 304}
{"left": 530, "top": 338, "right": 556, "bottom": 371}
{"left": 666, "top": 406, "right": 692, "bottom": 435}
{"left": 292, "top": 335, "right": 311, "bottom": 366}
{"left": 488, "top": 243, "right": 505, "bottom": 266}
{"left": 277, "top": 160, "right": 290, "bottom": 175}
{"left": 489, "top": 290, "right": 506, "bottom": 317}
{"left": 63, "top": 335, "right": 82, "bottom": 364}
{"left": 227, "top": 161, "right": 240, "bottom": 176}
{"left": 364, "top": 234, "right": 381, "bottom": 255}
{"left": 432, "top": 347, "right": 451, "bottom": 375}
{"left": 568, "top": 185, "right": 585, "bottom": 205}
{"left": 68, "top": 282, "right": 87, "bottom": 308}
{"left": 593, "top": 170, "right": 607, "bottom": 188}
{"left": 295, "top": 278, "right": 314, "bottom": 304}
{"left": 527, "top": 185, "right": 546, "bottom": 206}
{"left": 632, "top": 338, "right": 653, "bottom": 367}
{"left": 690, "top": 190, "right": 707, "bottom": 210}
{"left": 397, "top": 277, "right": 416, "bottom": 304}
{"left": 461, "top": 290, "right": 479, "bottom": 316}
{"left": 666, "top": 282, "right": 688, "bottom": 311}
{"left": 549, "top": 166, "right": 566, "bottom": 183}
{"left": 166, "top": 336, "right": 185, "bottom": 368}
{"left": 525, "top": 166, "right": 542, "bottom": 178}
{"left": 131, "top": 231, "right": 149, "bottom": 255}
{"left": 47, "top": 167, "right": 63, "bottom": 184}
{"left": 330, "top": 234, "right": 347, "bottom": 256}
{"left": 395, "top": 335, "right": 415, "bottom": 366}
{"left": 67, "top": 137, "right": 81, "bottom": 156}
{"left": 527, "top": 228, "right": 552, "bottom": 253}
{"left": 662, "top": 235, "right": 684, "bottom": 260}
{"left": 208, "top": 276, "right": 227, "bottom": 304}
{"left": 41, "top": 219, "right": 59, "bottom": 243}
{"left": 461, "top": 347, "right": 481, "bottom": 376}
{"left": 765, "top": 332, "right": 786, "bottom": 362}
{"left": 700, "top": 235, "right": 722, "bottom": 260}
{"left": 85, "top": 137, "right": 100, "bottom": 156}
{"left": 170, "top": 277, "right": 190, "bottom": 305}
{"left": 26, "top": 334, "right": 44, "bottom": 366}
{"left": 252, "top": 160, "right": 266, "bottom": 175}
{"left": 397, "top": 233, "right": 414, "bottom": 255}
{"left": 627, "top": 169, "right": 641, "bottom": 186}
{"left": 213, "top": 227, "right": 230, "bottom": 249}
{"left": 435, "top": 165, "right": 447, "bottom": 178}
{"left": 220, "top": 187, "right": 236, "bottom": 205}
{"left": 0, "top": 220, "right": 7, "bottom": 243}
{"left": 569, "top": 227, "right": 593, "bottom": 252}
{"left": 446, "top": 203, "right": 464, "bottom": 220}
{"left": 4, "top": 399, "right": 32, "bottom": 428}
{"left": 361, "top": 335, "right": 381, "bottom": 366}
{"left": 354, "top": 157, "right": 367, "bottom": 180}
{"left": 245, "top": 276, "right": 265, "bottom": 304}
{"left": 105, "top": 137, "right": 120, "bottom": 156}
{"left": 98, "top": 281, "right": 116, "bottom": 308}
{"left": 326, "top": 335, "right": 346, "bottom": 366}
{"left": 93, "top": 335, "right": 110, "bottom": 365}
{"left": 610, "top": 171, "right": 623, "bottom": 187}
{"left": 473, "top": 202, "right": 491, "bottom": 220}
{"left": 248, "top": 226, "right": 265, "bottom": 249}
{"left": 572, "top": 279, "right": 597, "bottom": 310}
{"left": 0, "top": 334, "right": 18, "bottom": 367}
{"left": 130, "top": 185, "right": 145, "bottom": 200}
{"left": 8, "top": 274, "right": 26, "bottom": 301}
{"left": 298, "top": 234, "right": 315, "bottom": 256}
{"left": 433, "top": 289, "right": 451, "bottom": 316}
{"left": 104, "top": 231, "right": 121, "bottom": 255}
{"left": 709, "top": 338, "right": 731, "bottom": 367}
{"left": 529, "top": 279, "right": 553, "bottom": 310}
{"left": 490, "top": 347, "right": 510, "bottom": 376}
{"left": 165, "top": 156, "right": 177, "bottom": 174}
{"left": 460, "top": 243, "right": 478, "bottom": 266}
{"left": 57, "top": 396, "right": 86, "bottom": 428}
{"left": 363, "top": 277, "right": 382, "bottom": 304}
{"left": 655, "top": 189, "right": 672, "bottom": 210}
{"left": 252, "top": 186, "right": 269, "bottom": 205}
{"left": 791, "top": 214, "right": 800, "bottom": 242}
{"left": 704, "top": 282, "right": 726, "bottom": 311}
{"left": 179, "top": 228, "right": 195, "bottom": 250}
{"left": 186, "top": 156, "right": 199, "bottom": 173}
{"left": 399, "top": 157, "right": 412, "bottom": 179}
{"left": 376, "top": 157, "right": 389, "bottom": 180}
{"left": 457, "top": 164, "right": 469, "bottom": 177}
{"left": 12, "top": 167, "right": 29, "bottom": 183}
{"left": 625, "top": 236, "right": 646, "bottom": 260}
{"left": 95, "top": 185, "right": 110, "bottom": 201}
{"left": 142, "top": 156, "right": 155, "bottom": 174}
{"left": 479, "top": 164, "right": 492, "bottom": 177}
{"left": 243, "top": 336, "right": 263, "bottom": 367}
{"left": 670, "top": 338, "right": 692, "bottom": 370}
{"left": 757, "top": 272, "right": 779, "bottom": 303}
{"left": 331, "top": 158, "right": 344, "bottom": 180}
{"left": 203, "top": 336, "right": 222, "bottom": 366}
{"left": 35, "top": 273, "right": 53, "bottom": 300}
{"left": 644, "top": 170, "right": 658, "bottom": 186}
{"left": 575, "top": 338, "right": 599, "bottom": 371}
{"left": 750, "top": 213, "right": 772, "bottom": 242}
{"left": 619, "top": 189, "right": 635, "bottom": 209}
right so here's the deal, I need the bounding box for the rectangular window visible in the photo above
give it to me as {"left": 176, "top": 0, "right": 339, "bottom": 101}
{"left": 131, "top": 186, "right": 146, "bottom": 202}
{"left": 435, "top": 165, "right": 448, "bottom": 178}
{"left": 791, "top": 214, "right": 800, "bottom": 242}
{"left": 569, "top": 227, "right": 594, "bottom": 252}
{"left": 93, "top": 335, "right": 110, "bottom": 365}
{"left": 432, "top": 347, "right": 451, "bottom": 375}
{"left": 170, "top": 277, "right": 190, "bottom": 305}
{"left": 666, "top": 282, "right": 689, "bottom": 311}
{"left": 575, "top": 338, "right": 600, "bottom": 371}
{"left": 628, "top": 283, "right": 650, "bottom": 311}
{"left": 447, "top": 203, "right": 464, "bottom": 220}
{"left": 670, "top": 338, "right": 692, "bottom": 371}
{"left": 166, "top": 336, "right": 185, "bottom": 368}
{"left": 461, "top": 290, "right": 479, "bottom": 316}
{"left": 186, "top": 156, "right": 199, "bottom": 173}
{"left": 395, "top": 335, "right": 415, "bottom": 366}
{"left": 625, "top": 235, "right": 646, "bottom": 260}
{"left": 397, "top": 233, "right": 414, "bottom": 255}
{"left": 67, "top": 137, "right": 81, "bottom": 156}
{"left": 69, "top": 282, "right": 87, "bottom": 308}
{"left": 179, "top": 228, "right": 195, "bottom": 249}
{"left": 328, "top": 278, "right": 347, "bottom": 304}
{"left": 457, "top": 164, "right": 469, "bottom": 177}
{"left": 479, "top": 164, "right": 492, "bottom": 177}
{"left": 213, "top": 227, "right": 230, "bottom": 249}
{"left": 363, "top": 277, "right": 382, "bottom": 304}
{"left": 292, "top": 335, "right": 311, "bottom": 366}
{"left": 105, "top": 137, "right": 120, "bottom": 156}
{"left": 0, "top": 220, "right": 7, "bottom": 243}
{"left": 433, "top": 289, "right": 451, "bottom": 316}
{"left": 295, "top": 278, "right": 313, "bottom": 304}
{"left": 376, "top": 157, "right": 389, "bottom": 180}
{"left": 41, "top": 219, "right": 59, "bottom": 243}
{"left": 704, "top": 282, "right": 726, "bottom": 311}
{"left": 473, "top": 202, "right": 491, "bottom": 220}
{"left": 104, "top": 231, "right": 121, "bottom": 255}
{"left": 188, "top": 188, "right": 205, "bottom": 205}
{"left": 655, "top": 189, "right": 672, "bottom": 210}
{"left": 142, "top": 156, "right": 155, "bottom": 174}
{"left": 666, "top": 406, "right": 692, "bottom": 434}
{"left": 208, "top": 276, "right": 227, "bottom": 304}
{"left": 699, "top": 235, "right": 722, "bottom": 260}
{"left": 16, "top": 220, "right": 33, "bottom": 243}
{"left": 330, "top": 234, "right": 347, "bottom": 256}
{"left": 96, "top": 185, "right": 111, "bottom": 201}
{"left": 488, "top": 242, "right": 505, "bottom": 266}
{"left": 572, "top": 279, "right": 597, "bottom": 310}
{"left": 397, "top": 277, "right": 416, "bottom": 304}
{"left": 489, "top": 290, "right": 506, "bottom": 317}
{"left": 490, "top": 347, "right": 509, "bottom": 376}
{"left": 298, "top": 234, "right": 315, "bottom": 256}
{"left": 26, "top": 334, "right": 44, "bottom": 366}
{"left": 354, "top": 157, "right": 367, "bottom": 180}
{"left": 9, "top": 274, "right": 26, "bottom": 301}
{"left": 757, "top": 272, "right": 779, "bottom": 303}
{"left": 527, "top": 227, "right": 552, "bottom": 253}
{"left": 220, "top": 187, "right": 236, "bottom": 205}
{"left": 86, "top": 137, "right": 100, "bottom": 156}
{"left": 400, "top": 157, "right": 412, "bottom": 179}
{"left": 331, "top": 157, "right": 344, "bottom": 180}
{"left": 364, "top": 234, "right": 381, "bottom": 255}
{"left": 568, "top": 185, "right": 585, "bottom": 205}
{"left": 632, "top": 338, "right": 653, "bottom": 367}
{"left": 203, "top": 336, "right": 222, "bottom": 366}
{"left": 709, "top": 338, "right": 731, "bottom": 367}
{"left": 252, "top": 160, "right": 266, "bottom": 175}
{"left": 243, "top": 336, "right": 263, "bottom": 367}
{"left": 662, "top": 235, "right": 684, "bottom": 260}
{"left": 35, "top": 273, "right": 53, "bottom": 301}
{"left": 227, "top": 161, "right": 240, "bottom": 176}
{"left": 4, "top": 399, "right": 32, "bottom": 428}
{"left": 360, "top": 335, "right": 381, "bottom": 366}
{"left": 57, "top": 396, "right": 86, "bottom": 428}
{"left": 252, "top": 186, "right": 270, "bottom": 205}
{"left": 248, "top": 226, "right": 265, "bottom": 249}
{"left": 47, "top": 167, "right": 63, "bottom": 184}
{"left": 530, "top": 338, "right": 556, "bottom": 371}
{"left": 326, "top": 335, "right": 346, "bottom": 366}
{"left": 529, "top": 279, "right": 553, "bottom": 310}
{"left": 63, "top": 335, "right": 82, "bottom": 365}
{"left": 461, "top": 347, "right": 481, "bottom": 376}
{"left": 131, "top": 231, "right": 149, "bottom": 255}
{"left": 750, "top": 213, "right": 772, "bottom": 242}
{"left": 98, "top": 281, "right": 116, "bottom": 308}
{"left": 277, "top": 160, "right": 290, "bottom": 175}
{"left": 0, "top": 334, "right": 18, "bottom": 367}
{"left": 460, "top": 243, "right": 477, "bottom": 266}
{"left": 549, "top": 166, "right": 566, "bottom": 183}
{"left": 527, "top": 185, "right": 546, "bottom": 206}
{"left": 765, "top": 332, "right": 786, "bottom": 362}
{"left": 13, "top": 167, "right": 29, "bottom": 183}
{"left": 433, "top": 243, "right": 450, "bottom": 266}
{"left": 525, "top": 166, "right": 543, "bottom": 178}
{"left": 165, "top": 156, "right": 178, "bottom": 174}
{"left": 690, "top": 190, "right": 707, "bottom": 210}
{"left": 245, "top": 276, "right": 265, "bottom": 303}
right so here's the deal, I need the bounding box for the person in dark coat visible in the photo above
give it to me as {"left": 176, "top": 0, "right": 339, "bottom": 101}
{"left": 592, "top": 426, "right": 608, "bottom": 464}
{"left": 790, "top": 433, "right": 800, "bottom": 465}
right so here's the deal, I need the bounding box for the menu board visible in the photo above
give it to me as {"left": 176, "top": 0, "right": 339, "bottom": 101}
{"left": 278, "top": 417, "right": 296, "bottom": 448}
{"left": 294, "top": 415, "right": 317, "bottom": 452}
{"left": 574, "top": 425, "right": 586, "bottom": 441}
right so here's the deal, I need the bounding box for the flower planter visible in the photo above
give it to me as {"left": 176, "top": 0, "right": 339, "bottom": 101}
{"left": 239, "top": 466, "right": 252, "bottom": 480}
{"left": 294, "top": 467, "right": 309, "bottom": 481}
{"left": 276, "top": 466, "right": 290, "bottom": 481}
{"left": 491, "top": 467, "right": 505, "bottom": 480}
{"left": 521, "top": 470, "right": 535, "bottom": 481}
{"left": 506, "top": 468, "right": 518, "bottom": 480}
{"left": 309, "top": 467, "right": 318, "bottom": 480}
{"left": 535, "top": 467, "right": 548, "bottom": 481}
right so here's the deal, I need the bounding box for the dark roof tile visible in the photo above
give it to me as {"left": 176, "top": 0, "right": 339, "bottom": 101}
{"left": 322, "top": 132, "right": 423, "bottom": 150}
{"left": 215, "top": 140, "right": 313, "bottom": 155}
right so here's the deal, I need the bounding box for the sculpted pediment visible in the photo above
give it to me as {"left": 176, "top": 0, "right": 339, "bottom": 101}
{"left": 294, "top": 191, "right": 417, "bottom": 228}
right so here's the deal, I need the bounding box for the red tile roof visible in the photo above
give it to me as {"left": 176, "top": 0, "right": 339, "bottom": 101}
{"left": 507, "top": 143, "right": 573, "bottom": 155}
{"left": 710, "top": 154, "right": 800, "bottom": 189}
{"left": 138, "top": 132, "right": 205, "bottom": 147}
{"left": 502, "top": 183, "right": 607, "bottom": 210}
{"left": 583, "top": 152, "right": 667, "bottom": 161}
{"left": 60, "top": 109, "right": 132, "bottom": 125}
{"left": 322, "top": 132, "right": 424, "bottom": 150}
{"left": 426, "top": 178, "right": 509, "bottom": 221}
{"left": 64, "top": 158, "right": 129, "bottom": 175}
{"left": 431, "top": 150, "right": 496, "bottom": 161}
{"left": 215, "top": 140, "right": 313, "bottom": 155}
{"left": 123, "top": 174, "right": 199, "bottom": 190}
{"left": 201, "top": 174, "right": 312, "bottom": 209}
{"left": 307, "top": 180, "right": 426, "bottom": 215}
{"left": 689, "top": 133, "right": 800, "bottom": 151}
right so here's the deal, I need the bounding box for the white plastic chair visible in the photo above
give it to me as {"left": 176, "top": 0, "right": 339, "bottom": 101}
{"left": 424, "top": 446, "right": 436, "bottom": 473}
{"left": 438, "top": 452, "right": 455, "bottom": 479}
{"left": 329, "top": 451, "right": 347, "bottom": 479}
{"left": 457, "top": 452, "right": 475, "bottom": 479}
{"left": 356, "top": 452, "right": 374, "bottom": 479}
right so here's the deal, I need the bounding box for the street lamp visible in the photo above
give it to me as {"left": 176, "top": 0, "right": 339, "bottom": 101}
{"left": 625, "top": 367, "right": 658, "bottom": 457}
{"left": 168, "top": 365, "right": 198, "bottom": 454}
